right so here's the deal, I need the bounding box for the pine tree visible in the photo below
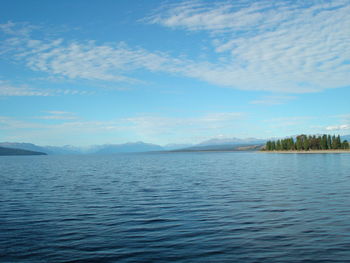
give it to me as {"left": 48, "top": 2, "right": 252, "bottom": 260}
{"left": 276, "top": 140, "right": 281, "bottom": 150}
{"left": 288, "top": 138, "right": 295, "bottom": 150}
{"left": 271, "top": 141, "right": 276, "bottom": 150}
{"left": 335, "top": 135, "right": 341, "bottom": 149}
{"left": 327, "top": 135, "right": 332, "bottom": 149}
{"left": 264, "top": 134, "right": 349, "bottom": 151}
{"left": 296, "top": 136, "right": 303, "bottom": 150}
{"left": 342, "top": 140, "right": 350, "bottom": 150}
{"left": 266, "top": 141, "right": 271, "bottom": 151}
{"left": 321, "top": 135, "right": 328, "bottom": 150}
{"left": 331, "top": 135, "right": 337, "bottom": 149}
{"left": 316, "top": 136, "right": 321, "bottom": 150}
{"left": 303, "top": 136, "right": 310, "bottom": 150}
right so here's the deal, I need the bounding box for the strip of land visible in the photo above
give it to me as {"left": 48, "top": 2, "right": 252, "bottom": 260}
{"left": 262, "top": 150, "right": 350, "bottom": 154}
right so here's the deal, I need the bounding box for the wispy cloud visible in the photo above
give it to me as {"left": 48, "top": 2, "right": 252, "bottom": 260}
{"left": 250, "top": 95, "right": 296, "bottom": 105}
{"left": 147, "top": 0, "right": 285, "bottom": 33}
{"left": 0, "top": 112, "right": 246, "bottom": 144}
{"left": 1, "top": 0, "right": 350, "bottom": 94}
{"left": 0, "top": 80, "right": 91, "bottom": 97}
{"left": 46, "top": 111, "right": 71, "bottom": 115}
{"left": 263, "top": 116, "right": 314, "bottom": 128}
{"left": 326, "top": 124, "right": 350, "bottom": 131}
{"left": 324, "top": 114, "right": 350, "bottom": 132}
{"left": 0, "top": 80, "right": 52, "bottom": 96}
{"left": 0, "top": 21, "right": 37, "bottom": 36}
{"left": 36, "top": 111, "right": 78, "bottom": 120}
{"left": 147, "top": 0, "right": 350, "bottom": 93}
{"left": 0, "top": 116, "right": 46, "bottom": 130}
{"left": 1, "top": 26, "right": 185, "bottom": 83}
{"left": 123, "top": 112, "right": 246, "bottom": 140}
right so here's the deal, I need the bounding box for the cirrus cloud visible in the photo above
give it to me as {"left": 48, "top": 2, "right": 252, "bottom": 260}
{"left": 147, "top": 0, "right": 350, "bottom": 93}
{"left": 1, "top": 0, "right": 350, "bottom": 94}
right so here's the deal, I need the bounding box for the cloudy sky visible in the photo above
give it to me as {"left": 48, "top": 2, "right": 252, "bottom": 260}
{"left": 1, "top": 0, "right": 349, "bottom": 146}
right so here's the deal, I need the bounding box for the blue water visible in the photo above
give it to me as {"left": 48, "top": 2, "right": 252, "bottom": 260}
{"left": 1, "top": 152, "right": 350, "bottom": 262}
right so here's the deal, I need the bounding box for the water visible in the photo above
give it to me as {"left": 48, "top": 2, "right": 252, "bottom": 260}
{"left": 1, "top": 152, "right": 350, "bottom": 262}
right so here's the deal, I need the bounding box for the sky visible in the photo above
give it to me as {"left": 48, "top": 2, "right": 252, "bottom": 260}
{"left": 0, "top": 0, "right": 349, "bottom": 146}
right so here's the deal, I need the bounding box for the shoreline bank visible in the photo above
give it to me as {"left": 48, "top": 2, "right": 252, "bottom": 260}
{"left": 261, "top": 150, "right": 350, "bottom": 154}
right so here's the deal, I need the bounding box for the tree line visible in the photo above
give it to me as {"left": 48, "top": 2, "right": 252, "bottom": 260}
{"left": 265, "top": 134, "right": 350, "bottom": 151}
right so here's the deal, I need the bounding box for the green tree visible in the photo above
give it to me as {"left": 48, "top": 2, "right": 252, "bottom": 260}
{"left": 303, "top": 136, "right": 310, "bottom": 150}
{"left": 296, "top": 136, "right": 303, "bottom": 150}
{"left": 342, "top": 140, "right": 350, "bottom": 150}
{"left": 335, "top": 135, "right": 341, "bottom": 149}
{"left": 264, "top": 134, "right": 348, "bottom": 152}
{"left": 331, "top": 135, "right": 337, "bottom": 149}
{"left": 321, "top": 134, "right": 328, "bottom": 150}
{"left": 281, "top": 139, "right": 287, "bottom": 150}
{"left": 271, "top": 141, "right": 276, "bottom": 151}
{"left": 327, "top": 135, "right": 332, "bottom": 149}
{"left": 288, "top": 138, "right": 295, "bottom": 150}
{"left": 316, "top": 136, "right": 321, "bottom": 150}
{"left": 266, "top": 141, "right": 272, "bottom": 151}
{"left": 276, "top": 140, "right": 281, "bottom": 150}
{"left": 309, "top": 135, "right": 317, "bottom": 150}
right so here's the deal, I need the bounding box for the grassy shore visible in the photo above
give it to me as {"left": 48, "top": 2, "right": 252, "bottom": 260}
{"left": 262, "top": 150, "right": 350, "bottom": 154}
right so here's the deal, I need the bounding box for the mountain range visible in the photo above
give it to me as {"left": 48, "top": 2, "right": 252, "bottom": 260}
{"left": 0, "top": 137, "right": 264, "bottom": 155}
{"left": 0, "top": 135, "right": 348, "bottom": 155}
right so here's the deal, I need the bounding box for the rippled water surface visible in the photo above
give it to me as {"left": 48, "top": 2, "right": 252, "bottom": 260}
{"left": 1, "top": 152, "right": 350, "bottom": 262}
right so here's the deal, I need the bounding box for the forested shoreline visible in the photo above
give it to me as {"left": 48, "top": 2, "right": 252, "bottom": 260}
{"left": 264, "top": 135, "right": 350, "bottom": 151}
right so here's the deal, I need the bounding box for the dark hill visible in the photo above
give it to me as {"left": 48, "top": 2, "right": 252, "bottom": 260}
{"left": 0, "top": 146, "right": 47, "bottom": 156}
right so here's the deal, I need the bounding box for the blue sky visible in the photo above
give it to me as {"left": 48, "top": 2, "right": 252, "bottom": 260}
{"left": 0, "top": 0, "right": 349, "bottom": 146}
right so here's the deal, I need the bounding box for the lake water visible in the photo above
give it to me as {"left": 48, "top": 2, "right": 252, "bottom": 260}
{"left": 1, "top": 152, "right": 350, "bottom": 262}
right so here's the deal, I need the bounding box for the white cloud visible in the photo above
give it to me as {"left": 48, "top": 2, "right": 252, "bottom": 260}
{"left": 0, "top": 116, "right": 46, "bottom": 130}
{"left": 46, "top": 111, "right": 72, "bottom": 115}
{"left": 0, "top": 21, "right": 37, "bottom": 36}
{"left": 0, "top": 80, "right": 91, "bottom": 97}
{"left": 147, "top": 0, "right": 350, "bottom": 93}
{"left": 325, "top": 114, "right": 350, "bottom": 132}
{"left": 326, "top": 124, "right": 350, "bottom": 131}
{"left": 36, "top": 111, "right": 78, "bottom": 120}
{"left": 250, "top": 95, "right": 296, "bottom": 105}
{"left": 0, "top": 80, "right": 52, "bottom": 96}
{"left": 263, "top": 116, "right": 314, "bottom": 128}
{"left": 1, "top": 1, "right": 350, "bottom": 94}
{"left": 0, "top": 115, "right": 127, "bottom": 134}
{"left": 0, "top": 111, "right": 246, "bottom": 145}
{"left": 124, "top": 112, "right": 245, "bottom": 138}
{"left": 2, "top": 34, "right": 185, "bottom": 83}
{"left": 147, "top": 0, "right": 285, "bottom": 33}
{"left": 199, "top": 112, "right": 244, "bottom": 122}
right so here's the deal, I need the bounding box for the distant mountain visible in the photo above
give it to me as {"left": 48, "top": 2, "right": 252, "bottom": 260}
{"left": 0, "top": 142, "right": 80, "bottom": 155}
{"left": 0, "top": 146, "right": 46, "bottom": 156}
{"left": 92, "top": 142, "right": 164, "bottom": 154}
{"left": 0, "top": 141, "right": 164, "bottom": 154}
{"left": 0, "top": 142, "right": 51, "bottom": 154}
{"left": 197, "top": 137, "right": 266, "bottom": 146}
{"left": 173, "top": 143, "right": 264, "bottom": 152}
{"left": 162, "top": 143, "right": 193, "bottom": 151}
{"left": 44, "top": 145, "right": 82, "bottom": 155}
